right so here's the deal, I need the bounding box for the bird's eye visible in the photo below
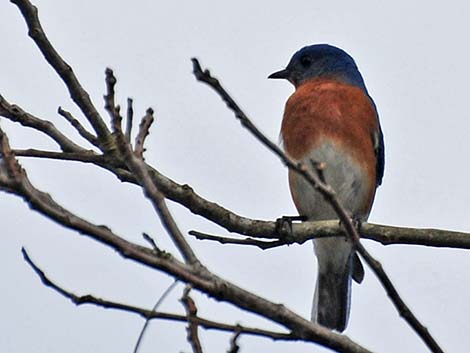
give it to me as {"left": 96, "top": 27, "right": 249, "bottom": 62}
{"left": 300, "top": 55, "right": 312, "bottom": 67}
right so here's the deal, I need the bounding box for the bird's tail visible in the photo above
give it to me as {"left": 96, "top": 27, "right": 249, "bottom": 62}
{"left": 311, "top": 241, "right": 361, "bottom": 332}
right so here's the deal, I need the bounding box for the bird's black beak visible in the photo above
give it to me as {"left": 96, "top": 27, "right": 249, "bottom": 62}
{"left": 268, "top": 68, "right": 290, "bottom": 80}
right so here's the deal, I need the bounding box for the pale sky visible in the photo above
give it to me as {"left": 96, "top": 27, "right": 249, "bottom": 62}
{"left": 2, "top": 1, "right": 470, "bottom": 352}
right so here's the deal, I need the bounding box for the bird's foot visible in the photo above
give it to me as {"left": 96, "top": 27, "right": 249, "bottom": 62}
{"left": 275, "top": 215, "right": 307, "bottom": 241}
{"left": 351, "top": 217, "right": 365, "bottom": 234}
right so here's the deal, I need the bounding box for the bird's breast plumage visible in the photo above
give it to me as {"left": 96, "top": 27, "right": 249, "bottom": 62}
{"left": 281, "top": 78, "right": 380, "bottom": 219}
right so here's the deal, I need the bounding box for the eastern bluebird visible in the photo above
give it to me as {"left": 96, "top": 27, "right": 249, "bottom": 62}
{"left": 269, "top": 44, "right": 384, "bottom": 331}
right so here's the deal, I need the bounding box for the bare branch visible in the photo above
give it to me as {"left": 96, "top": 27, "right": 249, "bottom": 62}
{"left": 0, "top": 94, "right": 83, "bottom": 152}
{"left": 191, "top": 58, "right": 444, "bottom": 353}
{"left": 57, "top": 107, "right": 100, "bottom": 147}
{"left": 134, "top": 108, "right": 155, "bottom": 159}
{"left": 11, "top": 0, "right": 110, "bottom": 140}
{"left": 181, "top": 286, "right": 204, "bottom": 353}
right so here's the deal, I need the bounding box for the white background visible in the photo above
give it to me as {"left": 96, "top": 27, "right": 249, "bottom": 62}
{"left": 1, "top": 1, "right": 470, "bottom": 352}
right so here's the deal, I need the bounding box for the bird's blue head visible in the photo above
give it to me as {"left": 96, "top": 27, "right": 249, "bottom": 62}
{"left": 268, "top": 44, "right": 367, "bottom": 92}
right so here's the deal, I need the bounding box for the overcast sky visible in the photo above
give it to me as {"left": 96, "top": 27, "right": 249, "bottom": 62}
{"left": 2, "top": 1, "right": 470, "bottom": 352}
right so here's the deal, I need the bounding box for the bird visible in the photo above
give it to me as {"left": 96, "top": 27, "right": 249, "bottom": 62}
{"left": 268, "top": 44, "right": 384, "bottom": 332}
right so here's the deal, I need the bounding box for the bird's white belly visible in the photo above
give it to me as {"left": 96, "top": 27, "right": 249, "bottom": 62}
{"left": 289, "top": 141, "right": 370, "bottom": 221}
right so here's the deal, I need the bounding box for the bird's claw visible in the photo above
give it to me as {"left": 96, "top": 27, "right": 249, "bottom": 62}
{"left": 275, "top": 215, "right": 307, "bottom": 241}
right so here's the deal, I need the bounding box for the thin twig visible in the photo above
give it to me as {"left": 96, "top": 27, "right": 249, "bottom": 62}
{"left": 0, "top": 94, "right": 83, "bottom": 152}
{"left": 126, "top": 98, "right": 134, "bottom": 143}
{"left": 142, "top": 232, "right": 161, "bottom": 253}
{"left": 57, "top": 107, "right": 100, "bottom": 147}
{"left": 189, "top": 230, "right": 286, "bottom": 250}
{"left": 134, "top": 108, "right": 155, "bottom": 159}
{"left": 191, "top": 58, "right": 444, "bottom": 353}
{"left": 134, "top": 280, "right": 179, "bottom": 353}
{"left": 11, "top": 0, "right": 110, "bottom": 140}
{"left": 227, "top": 327, "right": 242, "bottom": 353}
{"left": 181, "top": 286, "right": 204, "bottom": 353}
{"left": 104, "top": 68, "right": 122, "bottom": 129}
{"left": 12, "top": 149, "right": 103, "bottom": 164}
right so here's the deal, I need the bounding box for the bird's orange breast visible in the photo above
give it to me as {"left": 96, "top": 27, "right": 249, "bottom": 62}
{"left": 281, "top": 78, "right": 379, "bottom": 180}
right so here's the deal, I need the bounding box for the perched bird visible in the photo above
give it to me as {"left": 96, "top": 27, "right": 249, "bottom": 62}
{"left": 269, "top": 44, "right": 384, "bottom": 331}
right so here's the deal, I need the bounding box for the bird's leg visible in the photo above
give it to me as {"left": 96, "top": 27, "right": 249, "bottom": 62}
{"left": 351, "top": 217, "right": 363, "bottom": 233}
{"left": 338, "top": 212, "right": 363, "bottom": 241}
{"left": 275, "top": 215, "right": 307, "bottom": 241}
